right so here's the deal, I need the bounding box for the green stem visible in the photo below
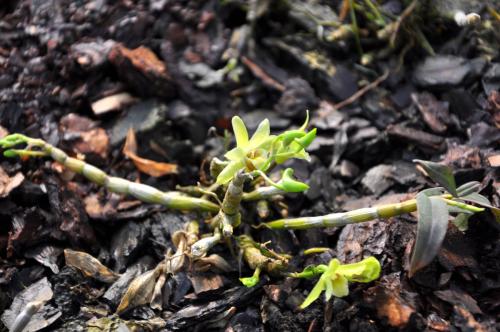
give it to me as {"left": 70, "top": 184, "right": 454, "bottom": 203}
{"left": 242, "top": 186, "right": 285, "bottom": 201}
{"left": 363, "top": 0, "right": 385, "bottom": 25}
{"left": 212, "top": 171, "right": 252, "bottom": 236}
{"left": 191, "top": 231, "right": 222, "bottom": 258}
{"left": 303, "top": 247, "right": 330, "bottom": 255}
{"left": 265, "top": 194, "right": 484, "bottom": 230}
{"left": 442, "top": 198, "right": 484, "bottom": 213}
{"left": 1, "top": 135, "right": 219, "bottom": 213}
{"left": 349, "top": 0, "right": 363, "bottom": 56}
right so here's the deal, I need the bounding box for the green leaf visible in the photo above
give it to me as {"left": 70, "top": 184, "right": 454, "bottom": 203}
{"left": 460, "top": 192, "right": 500, "bottom": 223}
{"left": 447, "top": 205, "right": 475, "bottom": 214}
{"left": 239, "top": 267, "right": 261, "bottom": 287}
{"left": 300, "top": 276, "right": 326, "bottom": 309}
{"left": 460, "top": 192, "right": 492, "bottom": 207}
{"left": 409, "top": 194, "right": 449, "bottom": 277}
{"left": 278, "top": 130, "right": 305, "bottom": 145}
{"left": 336, "top": 257, "right": 381, "bottom": 283}
{"left": 3, "top": 150, "right": 18, "bottom": 158}
{"left": 231, "top": 116, "right": 249, "bottom": 148}
{"left": 330, "top": 274, "right": 349, "bottom": 298}
{"left": 452, "top": 213, "right": 470, "bottom": 232}
{"left": 224, "top": 147, "right": 246, "bottom": 161}
{"left": 216, "top": 160, "right": 245, "bottom": 184}
{"left": 278, "top": 168, "right": 309, "bottom": 193}
{"left": 248, "top": 119, "right": 271, "bottom": 148}
{"left": 294, "top": 128, "right": 317, "bottom": 149}
{"left": 456, "top": 181, "right": 481, "bottom": 197}
{"left": 290, "top": 265, "right": 327, "bottom": 279}
{"left": 414, "top": 160, "right": 457, "bottom": 197}
{"left": 324, "top": 276, "right": 334, "bottom": 300}
{"left": 239, "top": 275, "right": 259, "bottom": 287}
{"left": 299, "top": 110, "right": 310, "bottom": 131}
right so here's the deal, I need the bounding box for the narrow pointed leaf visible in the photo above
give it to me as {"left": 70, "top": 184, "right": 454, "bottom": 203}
{"left": 447, "top": 205, "right": 475, "bottom": 214}
{"left": 452, "top": 213, "right": 470, "bottom": 231}
{"left": 224, "top": 147, "right": 246, "bottom": 161}
{"left": 300, "top": 277, "right": 326, "bottom": 309}
{"left": 248, "top": 119, "right": 270, "bottom": 148}
{"left": 460, "top": 192, "right": 500, "bottom": 222}
{"left": 231, "top": 116, "right": 249, "bottom": 148}
{"left": 64, "top": 249, "right": 120, "bottom": 283}
{"left": 299, "top": 110, "right": 310, "bottom": 131}
{"left": 456, "top": 181, "right": 481, "bottom": 197}
{"left": 324, "top": 277, "right": 334, "bottom": 301}
{"left": 409, "top": 194, "right": 449, "bottom": 277}
{"left": 294, "top": 128, "right": 317, "bottom": 149}
{"left": 414, "top": 160, "right": 457, "bottom": 197}
{"left": 460, "top": 192, "right": 493, "bottom": 207}
{"left": 278, "top": 168, "right": 309, "bottom": 193}
{"left": 216, "top": 160, "right": 244, "bottom": 184}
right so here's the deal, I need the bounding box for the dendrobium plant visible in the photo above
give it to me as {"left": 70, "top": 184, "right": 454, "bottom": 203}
{"left": 0, "top": 113, "right": 497, "bottom": 313}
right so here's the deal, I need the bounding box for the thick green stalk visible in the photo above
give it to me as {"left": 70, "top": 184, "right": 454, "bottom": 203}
{"left": 2, "top": 135, "right": 219, "bottom": 212}
{"left": 238, "top": 235, "right": 287, "bottom": 275}
{"left": 265, "top": 195, "right": 483, "bottom": 230}
{"left": 265, "top": 199, "right": 418, "bottom": 229}
{"left": 191, "top": 231, "right": 222, "bottom": 258}
{"left": 212, "top": 171, "right": 252, "bottom": 236}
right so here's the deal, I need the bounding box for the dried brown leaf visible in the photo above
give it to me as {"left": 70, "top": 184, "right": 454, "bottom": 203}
{"left": 150, "top": 273, "right": 167, "bottom": 310}
{"left": 365, "top": 274, "right": 416, "bottom": 328}
{"left": 0, "top": 167, "right": 24, "bottom": 198}
{"left": 488, "top": 154, "right": 500, "bottom": 167}
{"left": 77, "top": 128, "right": 109, "bottom": 159}
{"left": 123, "top": 129, "right": 178, "bottom": 177}
{"left": 64, "top": 249, "right": 120, "bottom": 283}
{"left": 116, "top": 265, "right": 162, "bottom": 314}
{"left": 59, "top": 114, "right": 109, "bottom": 158}
{"left": 193, "top": 254, "right": 233, "bottom": 272}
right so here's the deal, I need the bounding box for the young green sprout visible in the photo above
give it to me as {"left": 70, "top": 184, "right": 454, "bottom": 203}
{"left": 215, "top": 111, "right": 316, "bottom": 186}
{"left": 289, "top": 257, "right": 381, "bottom": 309}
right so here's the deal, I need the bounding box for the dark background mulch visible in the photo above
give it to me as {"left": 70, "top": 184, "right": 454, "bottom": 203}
{"left": 0, "top": 0, "right": 499, "bottom": 331}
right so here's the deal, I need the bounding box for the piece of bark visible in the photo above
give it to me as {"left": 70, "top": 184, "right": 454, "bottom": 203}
{"left": 411, "top": 92, "right": 450, "bottom": 133}
{"left": 387, "top": 124, "right": 445, "bottom": 151}
{"left": 108, "top": 44, "right": 175, "bottom": 98}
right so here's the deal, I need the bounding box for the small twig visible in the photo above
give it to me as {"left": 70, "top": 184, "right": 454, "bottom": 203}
{"left": 319, "top": 70, "right": 389, "bottom": 117}
{"left": 390, "top": 0, "right": 418, "bottom": 47}
{"left": 241, "top": 56, "right": 285, "bottom": 92}
{"left": 339, "top": 0, "right": 350, "bottom": 22}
